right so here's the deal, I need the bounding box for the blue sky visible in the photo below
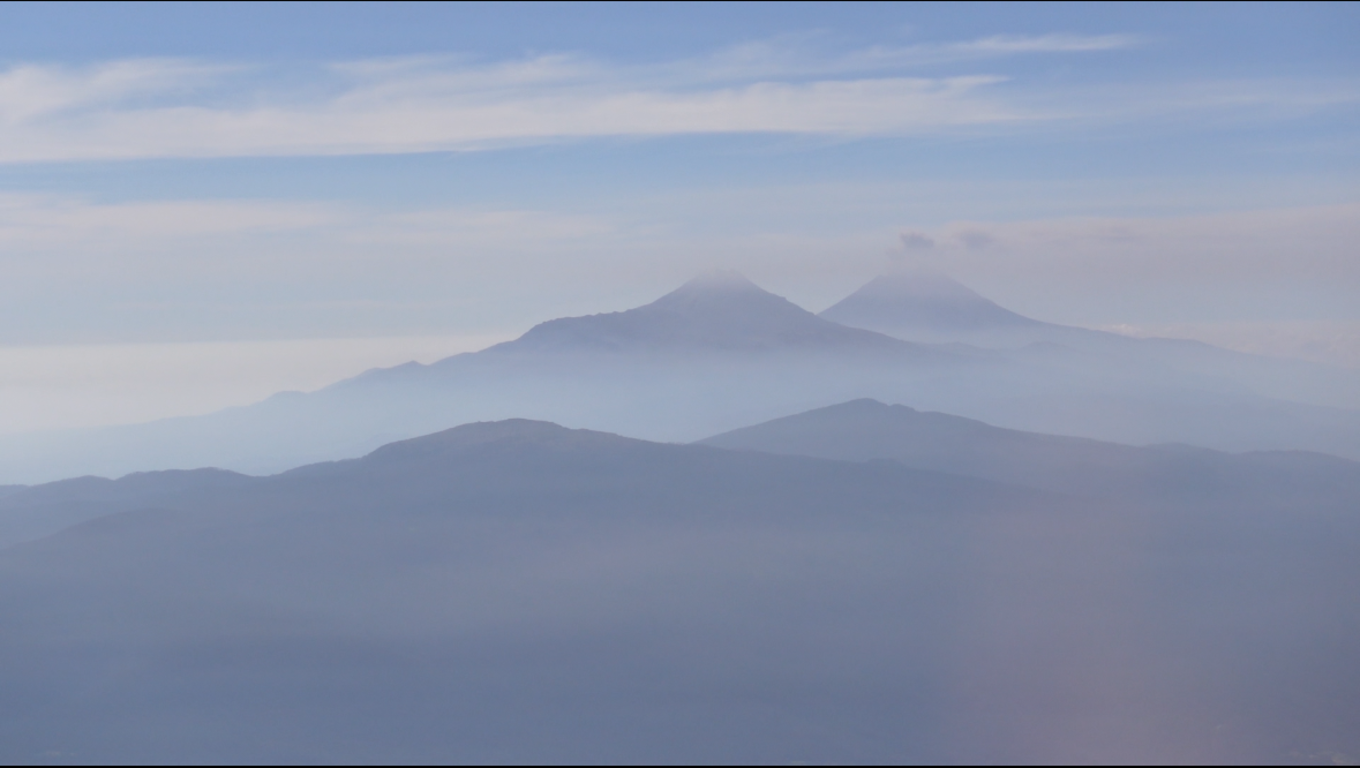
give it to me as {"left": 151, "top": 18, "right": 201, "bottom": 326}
{"left": 0, "top": 2, "right": 1357, "bottom": 431}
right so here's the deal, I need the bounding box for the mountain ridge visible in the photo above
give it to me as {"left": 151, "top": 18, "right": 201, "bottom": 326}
{"left": 821, "top": 271, "right": 1044, "bottom": 332}
{"left": 481, "top": 270, "right": 921, "bottom": 356}
{"left": 3, "top": 271, "right": 1360, "bottom": 484}
{"left": 699, "top": 398, "right": 1360, "bottom": 503}
{"left": 1, "top": 410, "right": 1356, "bottom": 763}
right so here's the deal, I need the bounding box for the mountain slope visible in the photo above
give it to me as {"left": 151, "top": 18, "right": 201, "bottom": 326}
{"left": 1, "top": 418, "right": 1356, "bottom": 763}
{"left": 699, "top": 399, "right": 1360, "bottom": 505}
{"left": 0, "top": 468, "right": 254, "bottom": 549}
{"left": 820, "top": 271, "right": 1360, "bottom": 413}
{"left": 821, "top": 270, "right": 1043, "bottom": 333}
{"left": 3, "top": 272, "right": 1360, "bottom": 484}
{"left": 497, "top": 270, "right": 912, "bottom": 354}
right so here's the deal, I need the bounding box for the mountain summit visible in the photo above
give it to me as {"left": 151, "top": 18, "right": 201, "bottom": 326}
{"left": 497, "top": 270, "right": 906, "bottom": 354}
{"left": 6, "top": 271, "right": 1359, "bottom": 485}
{"left": 820, "top": 270, "right": 1040, "bottom": 334}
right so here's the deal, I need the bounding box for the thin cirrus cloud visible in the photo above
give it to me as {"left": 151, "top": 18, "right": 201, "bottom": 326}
{"left": 660, "top": 32, "right": 1141, "bottom": 82}
{"left": 0, "top": 33, "right": 1184, "bottom": 163}
{"left": 0, "top": 193, "right": 339, "bottom": 247}
{"left": 4, "top": 189, "right": 1356, "bottom": 307}
{"left": 0, "top": 193, "right": 614, "bottom": 264}
{"left": 0, "top": 58, "right": 234, "bottom": 123}
{"left": 881, "top": 202, "right": 1360, "bottom": 328}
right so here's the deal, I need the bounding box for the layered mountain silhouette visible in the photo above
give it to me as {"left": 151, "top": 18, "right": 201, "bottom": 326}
{"left": 820, "top": 269, "right": 1165, "bottom": 350}
{"left": 2, "top": 271, "right": 1360, "bottom": 483}
{"left": 0, "top": 468, "right": 252, "bottom": 549}
{"left": 2, "top": 416, "right": 1356, "bottom": 762}
{"left": 12, "top": 400, "right": 1356, "bottom": 548}
{"left": 701, "top": 398, "right": 1360, "bottom": 504}
{"left": 498, "top": 270, "right": 911, "bottom": 354}
{"left": 821, "top": 270, "right": 1042, "bottom": 334}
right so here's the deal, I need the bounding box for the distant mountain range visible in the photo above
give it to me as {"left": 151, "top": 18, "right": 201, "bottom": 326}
{"left": 0, "top": 468, "right": 252, "bottom": 550}
{"left": 701, "top": 398, "right": 1360, "bottom": 504}
{"left": 10, "top": 398, "right": 1357, "bottom": 549}
{"left": 5, "top": 271, "right": 1356, "bottom": 762}
{"left": 1, "top": 271, "right": 1358, "bottom": 483}
{"left": 2, "top": 413, "right": 1356, "bottom": 762}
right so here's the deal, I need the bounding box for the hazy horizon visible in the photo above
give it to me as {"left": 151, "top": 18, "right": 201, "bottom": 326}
{"left": 2, "top": 3, "right": 1358, "bottom": 764}
{"left": 4, "top": 269, "right": 1360, "bottom": 438}
{"left": 1, "top": 2, "right": 1358, "bottom": 437}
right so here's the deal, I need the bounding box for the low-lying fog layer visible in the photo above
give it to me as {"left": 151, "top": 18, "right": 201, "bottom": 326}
{"left": 0, "top": 335, "right": 515, "bottom": 436}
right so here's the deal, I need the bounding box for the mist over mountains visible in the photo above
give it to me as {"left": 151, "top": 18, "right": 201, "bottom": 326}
{"left": 6, "top": 4, "right": 1357, "bottom": 763}
{"left": 503, "top": 270, "right": 912, "bottom": 354}
{"left": 822, "top": 270, "right": 1043, "bottom": 334}
{"left": 2, "top": 415, "right": 1357, "bottom": 763}
{"left": 3, "top": 271, "right": 1358, "bottom": 760}
{"left": 702, "top": 398, "right": 1360, "bottom": 505}
{"left": 2, "top": 271, "right": 1358, "bottom": 484}
{"left": 823, "top": 270, "right": 1360, "bottom": 409}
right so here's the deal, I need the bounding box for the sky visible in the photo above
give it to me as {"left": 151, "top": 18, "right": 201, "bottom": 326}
{"left": 1, "top": 1, "right": 1357, "bottom": 433}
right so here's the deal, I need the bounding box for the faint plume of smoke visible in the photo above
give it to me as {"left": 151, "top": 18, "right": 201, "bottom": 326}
{"left": 900, "top": 230, "right": 935, "bottom": 250}
{"left": 890, "top": 230, "right": 936, "bottom": 264}
{"left": 957, "top": 229, "right": 994, "bottom": 249}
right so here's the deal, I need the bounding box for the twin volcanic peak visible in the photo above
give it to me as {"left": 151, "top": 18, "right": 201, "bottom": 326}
{"left": 490, "top": 270, "right": 911, "bottom": 354}
{"left": 819, "top": 270, "right": 1043, "bottom": 335}
{"left": 4, "top": 268, "right": 1359, "bottom": 486}
{"left": 483, "top": 268, "right": 1072, "bottom": 356}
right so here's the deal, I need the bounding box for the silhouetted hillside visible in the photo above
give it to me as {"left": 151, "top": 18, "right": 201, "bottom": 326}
{"left": 0, "top": 419, "right": 1357, "bottom": 763}
{"left": 700, "top": 398, "right": 1360, "bottom": 505}
{"left": 0, "top": 467, "right": 254, "bottom": 549}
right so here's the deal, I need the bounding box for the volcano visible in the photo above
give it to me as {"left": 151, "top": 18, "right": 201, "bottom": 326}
{"left": 821, "top": 270, "right": 1042, "bottom": 335}
{"left": 495, "top": 270, "right": 909, "bottom": 354}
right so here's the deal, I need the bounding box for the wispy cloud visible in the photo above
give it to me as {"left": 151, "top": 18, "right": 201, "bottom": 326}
{"left": 0, "top": 59, "right": 232, "bottom": 123}
{"left": 0, "top": 69, "right": 1021, "bottom": 162}
{"left": 0, "top": 193, "right": 338, "bottom": 246}
{"left": 0, "top": 334, "right": 517, "bottom": 435}
{"left": 0, "top": 194, "right": 614, "bottom": 259}
{"left": 896, "top": 203, "right": 1360, "bottom": 284}
{"left": 954, "top": 33, "right": 1140, "bottom": 55}
{"left": 0, "top": 33, "right": 1212, "bottom": 163}
{"left": 1101, "top": 320, "right": 1360, "bottom": 369}
{"left": 824, "top": 33, "right": 1142, "bottom": 74}
{"left": 0, "top": 187, "right": 1355, "bottom": 366}
{"left": 668, "top": 32, "right": 1142, "bottom": 82}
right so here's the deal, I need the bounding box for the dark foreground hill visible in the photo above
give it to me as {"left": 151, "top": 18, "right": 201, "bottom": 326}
{"left": 1, "top": 419, "right": 1357, "bottom": 764}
